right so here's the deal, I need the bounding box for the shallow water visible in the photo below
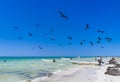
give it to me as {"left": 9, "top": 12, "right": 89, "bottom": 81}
{"left": 0, "top": 56, "right": 108, "bottom": 82}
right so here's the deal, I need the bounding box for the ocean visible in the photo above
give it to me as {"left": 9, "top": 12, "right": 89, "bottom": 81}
{"left": 0, "top": 56, "right": 109, "bottom": 82}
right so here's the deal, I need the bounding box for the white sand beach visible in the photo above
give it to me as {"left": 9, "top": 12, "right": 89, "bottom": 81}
{"left": 20, "top": 64, "right": 120, "bottom": 82}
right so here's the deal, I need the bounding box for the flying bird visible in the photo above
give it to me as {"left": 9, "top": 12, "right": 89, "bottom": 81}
{"left": 80, "top": 41, "right": 83, "bottom": 45}
{"left": 38, "top": 45, "right": 42, "bottom": 50}
{"left": 96, "top": 41, "right": 100, "bottom": 44}
{"left": 68, "top": 36, "right": 72, "bottom": 40}
{"left": 85, "top": 24, "right": 89, "bottom": 30}
{"left": 68, "top": 43, "right": 72, "bottom": 45}
{"left": 13, "top": 26, "right": 19, "bottom": 29}
{"left": 105, "top": 37, "right": 112, "bottom": 42}
{"left": 50, "top": 29, "right": 54, "bottom": 32}
{"left": 90, "top": 41, "right": 94, "bottom": 46}
{"left": 98, "top": 36, "right": 101, "bottom": 41}
{"left": 97, "top": 30, "right": 104, "bottom": 33}
{"left": 18, "top": 37, "right": 23, "bottom": 40}
{"left": 28, "top": 32, "right": 32, "bottom": 37}
{"left": 101, "top": 46, "right": 104, "bottom": 48}
{"left": 58, "top": 10, "right": 68, "bottom": 20}
{"left": 35, "top": 24, "right": 39, "bottom": 27}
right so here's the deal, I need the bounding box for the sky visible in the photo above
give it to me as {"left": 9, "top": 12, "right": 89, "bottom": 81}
{"left": 0, "top": 0, "right": 120, "bottom": 56}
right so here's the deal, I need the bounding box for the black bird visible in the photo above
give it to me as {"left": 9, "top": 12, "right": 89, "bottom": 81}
{"left": 58, "top": 10, "right": 68, "bottom": 20}
{"left": 68, "top": 43, "right": 72, "bottom": 45}
{"left": 50, "top": 29, "right": 54, "bottom": 32}
{"left": 28, "top": 32, "right": 32, "bottom": 37}
{"left": 97, "top": 30, "right": 104, "bottom": 33}
{"left": 38, "top": 45, "right": 42, "bottom": 50}
{"left": 68, "top": 36, "right": 72, "bottom": 40}
{"left": 80, "top": 41, "right": 83, "bottom": 45}
{"left": 85, "top": 24, "right": 89, "bottom": 30}
{"left": 90, "top": 41, "right": 94, "bottom": 46}
{"left": 98, "top": 36, "right": 101, "bottom": 41}
{"left": 43, "top": 33, "right": 47, "bottom": 36}
{"left": 18, "top": 37, "right": 23, "bottom": 40}
{"left": 101, "top": 46, "right": 104, "bottom": 48}
{"left": 13, "top": 26, "right": 19, "bottom": 29}
{"left": 83, "top": 40, "right": 86, "bottom": 42}
{"left": 96, "top": 41, "right": 100, "bottom": 44}
{"left": 35, "top": 24, "right": 39, "bottom": 27}
{"left": 105, "top": 38, "right": 112, "bottom": 42}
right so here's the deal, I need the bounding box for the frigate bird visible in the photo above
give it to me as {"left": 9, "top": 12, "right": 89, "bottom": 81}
{"left": 58, "top": 10, "right": 68, "bottom": 20}
{"left": 13, "top": 26, "right": 19, "bottom": 29}
{"left": 80, "top": 41, "right": 83, "bottom": 45}
{"left": 105, "top": 38, "right": 112, "bottom": 42}
{"left": 96, "top": 41, "right": 100, "bottom": 44}
{"left": 38, "top": 45, "right": 42, "bottom": 50}
{"left": 90, "top": 41, "right": 94, "bottom": 46}
{"left": 98, "top": 36, "right": 101, "bottom": 41}
{"left": 101, "top": 46, "right": 104, "bottom": 48}
{"left": 35, "top": 24, "right": 39, "bottom": 27}
{"left": 68, "top": 43, "right": 72, "bottom": 45}
{"left": 50, "top": 29, "right": 54, "bottom": 32}
{"left": 97, "top": 30, "right": 104, "bottom": 33}
{"left": 18, "top": 37, "right": 23, "bottom": 40}
{"left": 28, "top": 32, "right": 32, "bottom": 37}
{"left": 85, "top": 24, "right": 89, "bottom": 30}
{"left": 68, "top": 36, "right": 72, "bottom": 40}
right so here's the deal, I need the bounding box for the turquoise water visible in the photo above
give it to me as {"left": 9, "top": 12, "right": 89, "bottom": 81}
{"left": 0, "top": 56, "right": 108, "bottom": 82}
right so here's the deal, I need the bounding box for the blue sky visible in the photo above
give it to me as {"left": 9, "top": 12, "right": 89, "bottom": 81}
{"left": 0, "top": 0, "right": 120, "bottom": 56}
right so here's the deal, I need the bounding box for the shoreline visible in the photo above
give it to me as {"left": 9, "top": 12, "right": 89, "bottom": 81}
{"left": 20, "top": 64, "right": 120, "bottom": 82}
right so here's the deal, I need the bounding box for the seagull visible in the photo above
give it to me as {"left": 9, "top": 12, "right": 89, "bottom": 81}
{"left": 98, "top": 36, "right": 101, "bottom": 41}
{"left": 85, "top": 24, "right": 89, "bottom": 30}
{"left": 28, "top": 32, "right": 32, "bottom": 37}
{"left": 13, "top": 26, "right": 19, "bottom": 29}
{"left": 105, "top": 38, "right": 112, "bottom": 42}
{"left": 58, "top": 10, "right": 68, "bottom": 20}
{"left": 97, "top": 30, "right": 104, "bottom": 33}
{"left": 18, "top": 37, "right": 23, "bottom": 40}
{"left": 68, "top": 36, "right": 72, "bottom": 40}
{"left": 90, "top": 41, "right": 94, "bottom": 46}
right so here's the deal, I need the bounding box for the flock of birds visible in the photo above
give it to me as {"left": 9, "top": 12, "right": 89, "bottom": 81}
{"left": 13, "top": 10, "right": 112, "bottom": 50}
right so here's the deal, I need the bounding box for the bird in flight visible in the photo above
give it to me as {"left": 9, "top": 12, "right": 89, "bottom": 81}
{"left": 28, "top": 32, "right": 32, "bottom": 37}
{"left": 97, "top": 30, "right": 104, "bottom": 33}
{"left": 50, "top": 29, "right": 54, "bottom": 32}
{"left": 13, "top": 26, "right": 19, "bottom": 29}
{"left": 105, "top": 37, "right": 112, "bottom": 42}
{"left": 38, "top": 45, "right": 42, "bottom": 50}
{"left": 98, "top": 36, "right": 101, "bottom": 41}
{"left": 35, "top": 24, "right": 39, "bottom": 27}
{"left": 18, "top": 37, "right": 23, "bottom": 40}
{"left": 90, "top": 41, "right": 94, "bottom": 46}
{"left": 68, "top": 36, "right": 72, "bottom": 40}
{"left": 80, "top": 41, "right": 83, "bottom": 45}
{"left": 96, "top": 41, "right": 100, "bottom": 44}
{"left": 58, "top": 10, "right": 68, "bottom": 20}
{"left": 85, "top": 24, "right": 89, "bottom": 30}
